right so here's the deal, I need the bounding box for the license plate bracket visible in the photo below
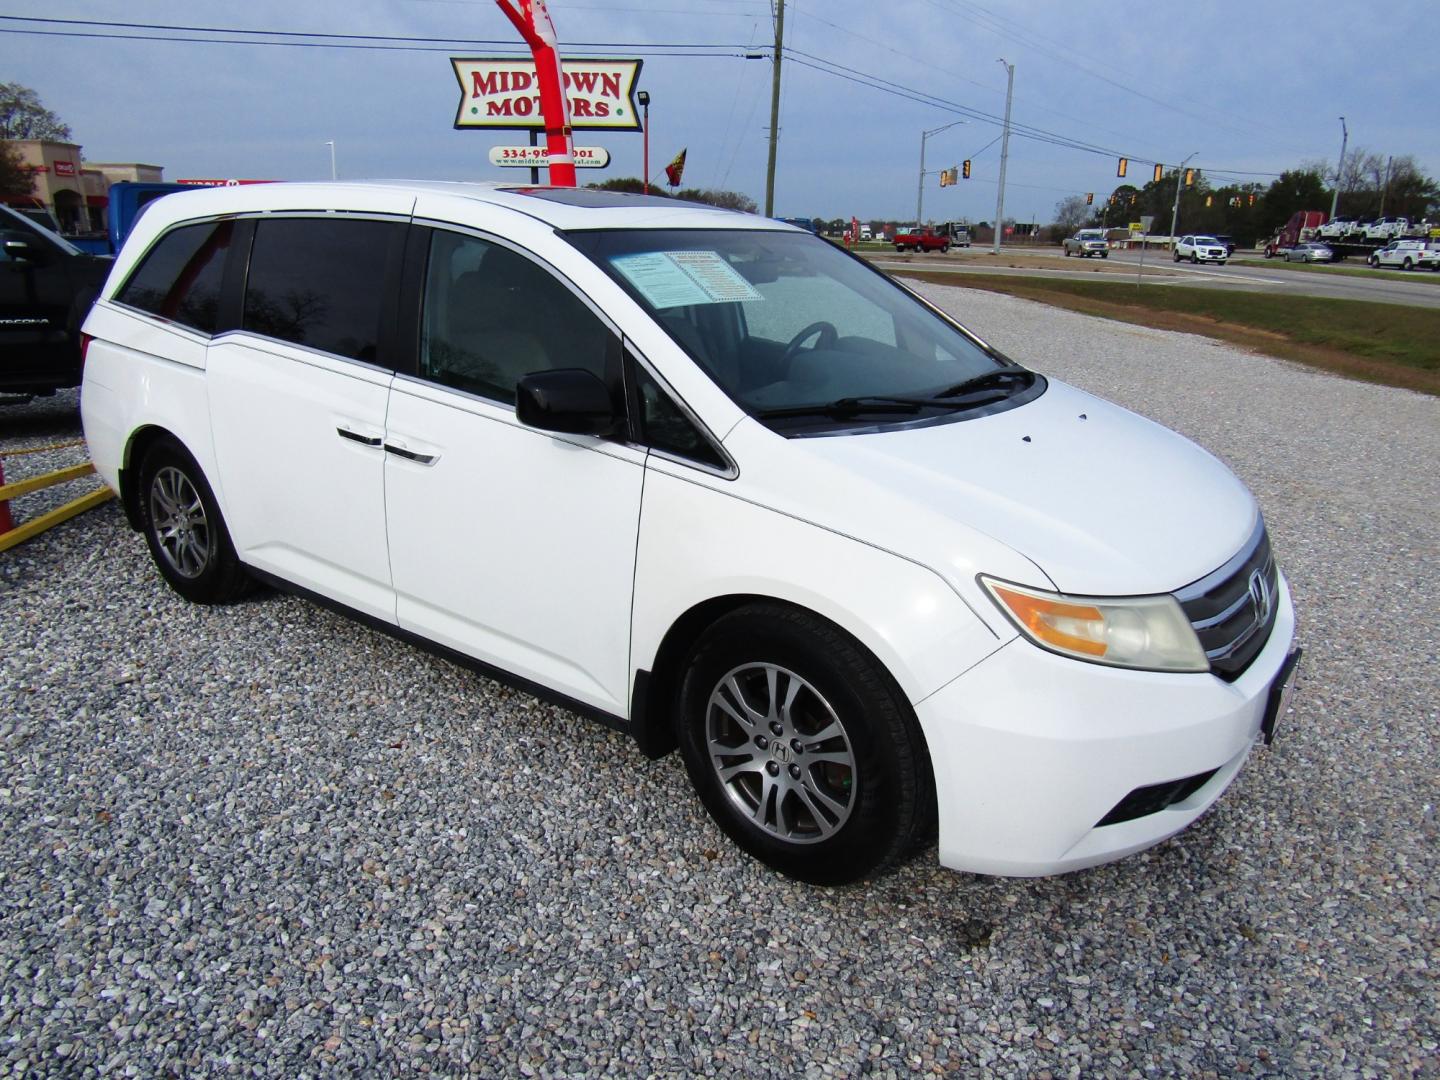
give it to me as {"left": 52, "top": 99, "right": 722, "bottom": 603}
{"left": 1260, "top": 648, "right": 1302, "bottom": 746}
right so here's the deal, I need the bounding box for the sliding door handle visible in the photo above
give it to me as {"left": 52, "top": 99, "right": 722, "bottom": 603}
{"left": 336, "top": 426, "right": 382, "bottom": 447}
{"left": 384, "top": 442, "right": 438, "bottom": 465}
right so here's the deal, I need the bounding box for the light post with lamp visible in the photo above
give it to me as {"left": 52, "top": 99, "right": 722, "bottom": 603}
{"left": 324, "top": 140, "right": 337, "bottom": 181}
{"left": 916, "top": 118, "right": 967, "bottom": 231}
{"left": 638, "top": 90, "right": 651, "bottom": 194}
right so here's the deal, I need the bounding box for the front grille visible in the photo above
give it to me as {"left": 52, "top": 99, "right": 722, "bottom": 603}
{"left": 1175, "top": 520, "right": 1280, "bottom": 682}
{"left": 1096, "top": 768, "right": 1220, "bottom": 827}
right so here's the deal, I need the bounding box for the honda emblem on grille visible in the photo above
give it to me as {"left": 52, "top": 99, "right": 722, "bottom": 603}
{"left": 1248, "top": 569, "right": 1272, "bottom": 627}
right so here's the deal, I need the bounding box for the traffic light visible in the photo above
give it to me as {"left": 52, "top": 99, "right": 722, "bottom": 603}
{"left": 939, "top": 168, "right": 950, "bottom": 188}
{"left": 1184, "top": 168, "right": 1195, "bottom": 187}
{"left": 1206, "top": 195, "right": 1213, "bottom": 207}
{"left": 1248, "top": 193, "right": 1256, "bottom": 205}
{"left": 1153, "top": 163, "right": 1164, "bottom": 183}
{"left": 962, "top": 159, "right": 971, "bottom": 179}
{"left": 1085, "top": 192, "right": 1093, "bottom": 205}
{"left": 1117, "top": 157, "right": 1127, "bottom": 178}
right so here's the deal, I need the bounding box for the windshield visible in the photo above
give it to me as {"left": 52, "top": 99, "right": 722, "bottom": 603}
{"left": 1195, "top": 236, "right": 1221, "bottom": 245}
{"left": 567, "top": 228, "right": 1036, "bottom": 433}
{"left": 1077, "top": 230, "right": 1104, "bottom": 240}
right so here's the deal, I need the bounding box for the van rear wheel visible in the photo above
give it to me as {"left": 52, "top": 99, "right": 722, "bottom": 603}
{"left": 676, "top": 604, "right": 931, "bottom": 885}
{"left": 137, "top": 439, "right": 253, "bottom": 605}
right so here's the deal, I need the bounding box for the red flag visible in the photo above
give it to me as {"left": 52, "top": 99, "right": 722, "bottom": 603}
{"left": 664, "top": 148, "right": 687, "bottom": 188}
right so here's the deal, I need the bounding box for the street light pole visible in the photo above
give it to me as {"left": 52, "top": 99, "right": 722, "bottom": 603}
{"left": 916, "top": 118, "right": 967, "bottom": 230}
{"left": 991, "top": 59, "right": 1014, "bottom": 254}
{"left": 325, "top": 140, "right": 337, "bottom": 181}
{"left": 1329, "top": 116, "right": 1348, "bottom": 220}
{"left": 638, "top": 91, "right": 651, "bottom": 195}
{"left": 1167, "top": 151, "right": 1197, "bottom": 254}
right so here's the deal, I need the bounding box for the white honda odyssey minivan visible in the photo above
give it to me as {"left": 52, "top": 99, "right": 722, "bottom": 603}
{"left": 81, "top": 182, "right": 1299, "bottom": 884}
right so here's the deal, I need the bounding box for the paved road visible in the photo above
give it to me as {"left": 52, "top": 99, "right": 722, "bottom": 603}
{"left": 871, "top": 249, "right": 1440, "bottom": 309}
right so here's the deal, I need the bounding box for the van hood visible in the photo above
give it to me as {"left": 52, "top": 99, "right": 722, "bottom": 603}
{"left": 751, "top": 378, "right": 1258, "bottom": 597}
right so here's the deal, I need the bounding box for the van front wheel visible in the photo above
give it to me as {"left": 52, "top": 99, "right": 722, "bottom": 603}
{"left": 676, "top": 604, "right": 930, "bottom": 884}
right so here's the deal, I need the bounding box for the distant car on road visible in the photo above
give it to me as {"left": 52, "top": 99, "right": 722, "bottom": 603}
{"left": 1174, "top": 235, "right": 1228, "bottom": 264}
{"left": 1213, "top": 234, "right": 1237, "bottom": 256}
{"left": 1370, "top": 239, "right": 1431, "bottom": 270}
{"left": 1063, "top": 229, "right": 1109, "bottom": 258}
{"left": 1284, "top": 242, "right": 1335, "bottom": 263}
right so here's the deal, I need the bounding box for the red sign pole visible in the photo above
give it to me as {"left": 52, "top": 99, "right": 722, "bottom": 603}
{"left": 494, "top": 0, "right": 577, "bottom": 187}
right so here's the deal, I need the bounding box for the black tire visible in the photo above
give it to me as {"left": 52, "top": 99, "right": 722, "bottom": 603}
{"left": 137, "top": 438, "right": 253, "bottom": 604}
{"left": 1173, "top": 251, "right": 1181, "bottom": 262}
{"left": 1403, "top": 258, "right": 1413, "bottom": 270}
{"left": 1101, "top": 252, "right": 1108, "bottom": 258}
{"left": 1063, "top": 248, "right": 1071, "bottom": 257}
{"left": 675, "top": 603, "right": 931, "bottom": 885}
{"left": 1191, "top": 252, "right": 1199, "bottom": 264}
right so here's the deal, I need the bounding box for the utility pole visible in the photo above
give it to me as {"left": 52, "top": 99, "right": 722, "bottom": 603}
{"left": 1167, "top": 151, "right": 1198, "bottom": 254}
{"left": 1379, "top": 155, "right": 1393, "bottom": 216}
{"left": 991, "top": 59, "right": 1014, "bottom": 254}
{"left": 325, "top": 140, "right": 337, "bottom": 181}
{"left": 764, "top": 0, "right": 785, "bottom": 217}
{"left": 1329, "top": 116, "right": 1347, "bottom": 220}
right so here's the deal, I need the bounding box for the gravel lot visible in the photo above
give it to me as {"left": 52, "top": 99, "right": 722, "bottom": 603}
{"left": 2, "top": 290, "right": 1437, "bottom": 1078}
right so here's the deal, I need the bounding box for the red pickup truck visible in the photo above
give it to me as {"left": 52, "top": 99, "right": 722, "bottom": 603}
{"left": 894, "top": 227, "right": 951, "bottom": 253}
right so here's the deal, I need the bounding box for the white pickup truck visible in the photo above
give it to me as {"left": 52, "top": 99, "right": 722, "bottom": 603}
{"left": 1363, "top": 217, "right": 1413, "bottom": 241}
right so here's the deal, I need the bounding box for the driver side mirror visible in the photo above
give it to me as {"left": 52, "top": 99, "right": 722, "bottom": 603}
{"left": 515, "top": 368, "right": 619, "bottom": 437}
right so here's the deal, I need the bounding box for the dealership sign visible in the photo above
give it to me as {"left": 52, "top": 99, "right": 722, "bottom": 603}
{"left": 453, "top": 57, "right": 642, "bottom": 131}
{"left": 489, "top": 145, "right": 610, "bottom": 168}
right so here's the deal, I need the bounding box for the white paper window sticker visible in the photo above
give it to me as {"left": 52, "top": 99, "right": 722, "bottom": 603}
{"left": 612, "top": 250, "right": 763, "bottom": 310}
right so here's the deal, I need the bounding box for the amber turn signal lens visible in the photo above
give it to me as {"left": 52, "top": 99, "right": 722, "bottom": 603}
{"left": 988, "top": 584, "right": 1107, "bottom": 657}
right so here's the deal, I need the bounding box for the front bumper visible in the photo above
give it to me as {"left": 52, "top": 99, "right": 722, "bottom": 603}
{"left": 915, "top": 574, "right": 1296, "bottom": 876}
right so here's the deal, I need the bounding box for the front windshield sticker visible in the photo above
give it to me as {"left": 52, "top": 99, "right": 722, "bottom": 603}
{"left": 612, "top": 250, "right": 763, "bottom": 309}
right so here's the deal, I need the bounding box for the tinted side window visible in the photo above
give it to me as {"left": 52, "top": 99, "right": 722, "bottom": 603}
{"left": 116, "top": 221, "right": 233, "bottom": 334}
{"left": 243, "top": 218, "right": 400, "bottom": 363}
{"left": 420, "top": 230, "right": 613, "bottom": 404}
{"left": 634, "top": 363, "right": 727, "bottom": 470}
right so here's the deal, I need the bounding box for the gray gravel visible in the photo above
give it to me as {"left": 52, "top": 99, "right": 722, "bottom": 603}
{"left": 2, "top": 291, "right": 1438, "bottom": 1078}
{"left": 0, "top": 390, "right": 101, "bottom": 529}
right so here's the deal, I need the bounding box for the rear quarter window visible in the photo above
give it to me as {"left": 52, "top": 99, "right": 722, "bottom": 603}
{"left": 115, "top": 220, "right": 234, "bottom": 335}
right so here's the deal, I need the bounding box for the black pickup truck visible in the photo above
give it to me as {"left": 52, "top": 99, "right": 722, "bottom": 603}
{"left": 0, "top": 204, "right": 112, "bottom": 397}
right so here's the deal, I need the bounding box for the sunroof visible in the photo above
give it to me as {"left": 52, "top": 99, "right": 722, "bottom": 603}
{"left": 506, "top": 187, "right": 688, "bottom": 209}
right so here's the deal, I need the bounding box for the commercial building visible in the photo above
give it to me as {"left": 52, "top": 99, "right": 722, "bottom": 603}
{"left": 2, "top": 139, "right": 163, "bottom": 234}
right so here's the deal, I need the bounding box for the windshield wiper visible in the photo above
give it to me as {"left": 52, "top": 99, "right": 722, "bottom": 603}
{"left": 756, "top": 393, "right": 1005, "bottom": 420}
{"left": 933, "top": 367, "right": 1033, "bottom": 399}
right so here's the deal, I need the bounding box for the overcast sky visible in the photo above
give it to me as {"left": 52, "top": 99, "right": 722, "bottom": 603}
{"left": 5, "top": 1, "right": 1436, "bottom": 223}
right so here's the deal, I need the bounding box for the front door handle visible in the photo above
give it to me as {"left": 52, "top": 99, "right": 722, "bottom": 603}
{"left": 384, "top": 442, "right": 438, "bottom": 465}
{"left": 336, "top": 426, "right": 382, "bottom": 447}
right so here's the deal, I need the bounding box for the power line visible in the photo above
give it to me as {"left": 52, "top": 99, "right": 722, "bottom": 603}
{"left": 0, "top": 14, "right": 752, "bottom": 50}
{"left": 923, "top": 0, "right": 1314, "bottom": 155}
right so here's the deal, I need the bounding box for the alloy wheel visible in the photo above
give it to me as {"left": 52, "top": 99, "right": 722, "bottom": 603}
{"left": 149, "top": 466, "right": 211, "bottom": 579}
{"left": 704, "top": 663, "right": 856, "bottom": 844}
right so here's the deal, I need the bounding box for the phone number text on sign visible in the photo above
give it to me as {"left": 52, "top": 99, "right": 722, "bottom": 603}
{"left": 488, "top": 146, "right": 612, "bottom": 168}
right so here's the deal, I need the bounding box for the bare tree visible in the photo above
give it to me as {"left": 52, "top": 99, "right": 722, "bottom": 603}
{"left": 1052, "top": 194, "right": 1091, "bottom": 236}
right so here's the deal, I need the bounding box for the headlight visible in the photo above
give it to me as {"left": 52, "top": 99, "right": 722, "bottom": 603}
{"left": 980, "top": 576, "right": 1210, "bottom": 673}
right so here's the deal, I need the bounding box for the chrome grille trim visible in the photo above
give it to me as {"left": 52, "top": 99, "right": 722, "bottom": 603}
{"left": 1174, "top": 518, "right": 1280, "bottom": 682}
